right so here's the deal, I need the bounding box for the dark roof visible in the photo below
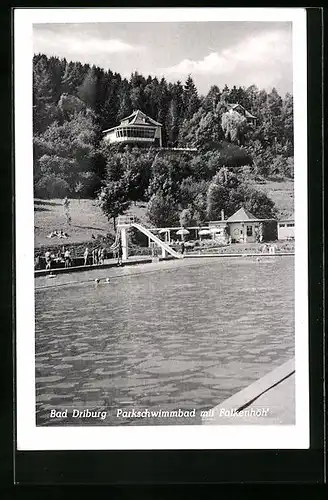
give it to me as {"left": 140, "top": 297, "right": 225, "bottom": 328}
{"left": 120, "top": 109, "right": 162, "bottom": 127}
{"left": 226, "top": 206, "right": 257, "bottom": 222}
{"left": 227, "top": 103, "right": 257, "bottom": 119}
{"left": 102, "top": 109, "right": 162, "bottom": 133}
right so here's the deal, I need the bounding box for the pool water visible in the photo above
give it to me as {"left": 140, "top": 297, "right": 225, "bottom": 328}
{"left": 35, "top": 257, "right": 294, "bottom": 426}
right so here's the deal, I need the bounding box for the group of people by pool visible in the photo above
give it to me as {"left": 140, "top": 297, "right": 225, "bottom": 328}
{"left": 43, "top": 247, "right": 73, "bottom": 269}
{"left": 83, "top": 247, "right": 106, "bottom": 266}
{"left": 36, "top": 233, "right": 276, "bottom": 273}
{"left": 35, "top": 240, "right": 123, "bottom": 271}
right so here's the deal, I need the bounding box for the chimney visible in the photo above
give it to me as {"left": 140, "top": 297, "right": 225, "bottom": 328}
{"left": 221, "top": 209, "right": 225, "bottom": 221}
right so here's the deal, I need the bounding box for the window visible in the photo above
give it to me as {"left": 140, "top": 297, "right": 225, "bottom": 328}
{"left": 246, "top": 226, "right": 253, "bottom": 236}
{"left": 287, "top": 223, "right": 294, "bottom": 227}
{"left": 279, "top": 224, "right": 286, "bottom": 228}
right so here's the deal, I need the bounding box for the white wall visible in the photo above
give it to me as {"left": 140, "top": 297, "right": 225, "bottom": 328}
{"left": 278, "top": 223, "right": 295, "bottom": 240}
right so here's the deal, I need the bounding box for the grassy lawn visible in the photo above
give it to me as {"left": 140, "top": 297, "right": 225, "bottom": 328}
{"left": 34, "top": 179, "right": 294, "bottom": 250}
{"left": 34, "top": 198, "right": 112, "bottom": 247}
{"left": 253, "top": 179, "right": 294, "bottom": 219}
{"left": 34, "top": 198, "right": 149, "bottom": 249}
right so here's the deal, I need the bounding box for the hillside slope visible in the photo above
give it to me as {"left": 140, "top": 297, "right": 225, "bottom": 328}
{"left": 34, "top": 179, "right": 293, "bottom": 248}
{"left": 253, "top": 179, "right": 294, "bottom": 219}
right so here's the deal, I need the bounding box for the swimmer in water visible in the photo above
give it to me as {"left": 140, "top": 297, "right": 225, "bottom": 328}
{"left": 95, "top": 278, "right": 100, "bottom": 284}
{"left": 105, "top": 277, "right": 110, "bottom": 283}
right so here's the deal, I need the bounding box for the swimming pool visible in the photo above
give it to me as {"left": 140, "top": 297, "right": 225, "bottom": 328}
{"left": 35, "top": 256, "right": 294, "bottom": 426}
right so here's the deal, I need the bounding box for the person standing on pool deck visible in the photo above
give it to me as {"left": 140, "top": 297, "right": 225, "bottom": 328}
{"left": 83, "top": 247, "right": 89, "bottom": 266}
{"left": 64, "top": 248, "right": 71, "bottom": 268}
{"left": 45, "top": 250, "right": 52, "bottom": 270}
{"left": 98, "top": 247, "right": 104, "bottom": 265}
{"left": 181, "top": 241, "right": 185, "bottom": 255}
{"left": 92, "top": 247, "right": 98, "bottom": 265}
{"left": 117, "top": 238, "right": 123, "bottom": 266}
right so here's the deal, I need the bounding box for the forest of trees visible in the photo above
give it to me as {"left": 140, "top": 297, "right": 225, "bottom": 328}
{"left": 33, "top": 53, "right": 294, "bottom": 227}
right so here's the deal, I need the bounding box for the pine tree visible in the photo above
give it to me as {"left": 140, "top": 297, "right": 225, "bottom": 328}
{"left": 166, "top": 80, "right": 185, "bottom": 145}
{"left": 229, "top": 85, "right": 239, "bottom": 103}
{"left": 99, "top": 72, "right": 121, "bottom": 130}
{"left": 48, "top": 56, "right": 66, "bottom": 103}
{"left": 33, "top": 55, "right": 57, "bottom": 133}
{"left": 281, "top": 92, "right": 293, "bottom": 148}
{"left": 203, "top": 85, "right": 221, "bottom": 113}
{"left": 156, "top": 78, "right": 169, "bottom": 145}
{"left": 183, "top": 75, "right": 199, "bottom": 120}
{"left": 245, "top": 85, "right": 259, "bottom": 115}
{"left": 143, "top": 76, "right": 160, "bottom": 119}
{"left": 166, "top": 99, "right": 179, "bottom": 146}
{"left": 78, "top": 65, "right": 98, "bottom": 109}
{"left": 117, "top": 79, "right": 132, "bottom": 120}
{"left": 129, "top": 71, "right": 146, "bottom": 111}
{"left": 220, "top": 84, "right": 230, "bottom": 102}
{"left": 61, "top": 61, "right": 87, "bottom": 95}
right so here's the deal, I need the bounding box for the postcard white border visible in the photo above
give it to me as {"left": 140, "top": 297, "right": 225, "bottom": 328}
{"left": 15, "top": 7, "right": 309, "bottom": 450}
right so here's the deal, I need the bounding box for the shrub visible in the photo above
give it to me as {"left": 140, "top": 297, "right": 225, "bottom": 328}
{"left": 35, "top": 174, "right": 70, "bottom": 199}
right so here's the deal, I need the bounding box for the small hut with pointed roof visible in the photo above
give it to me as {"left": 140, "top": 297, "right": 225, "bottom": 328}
{"left": 209, "top": 206, "right": 276, "bottom": 243}
{"left": 226, "top": 206, "right": 276, "bottom": 243}
{"left": 102, "top": 109, "right": 163, "bottom": 147}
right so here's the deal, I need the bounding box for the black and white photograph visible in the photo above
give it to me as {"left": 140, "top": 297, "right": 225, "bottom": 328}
{"left": 15, "top": 8, "right": 309, "bottom": 450}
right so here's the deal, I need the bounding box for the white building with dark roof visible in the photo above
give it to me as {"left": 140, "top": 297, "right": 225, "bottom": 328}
{"left": 210, "top": 207, "right": 276, "bottom": 243}
{"left": 102, "top": 109, "right": 163, "bottom": 147}
{"left": 226, "top": 206, "right": 262, "bottom": 243}
{"left": 227, "top": 103, "right": 257, "bottom": 125}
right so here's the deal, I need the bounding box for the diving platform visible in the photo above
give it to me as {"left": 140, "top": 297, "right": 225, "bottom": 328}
{"left": 116, "top": 216, "right": 183, "bottom": 261}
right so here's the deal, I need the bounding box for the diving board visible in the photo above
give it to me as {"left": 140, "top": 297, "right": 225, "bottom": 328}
{"left": 117, "top": 217, "right": 182, "bottom": 260}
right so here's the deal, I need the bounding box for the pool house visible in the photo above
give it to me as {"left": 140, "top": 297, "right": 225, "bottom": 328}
{"left": 208, "top": 207, "right": 276, "bottom": 244}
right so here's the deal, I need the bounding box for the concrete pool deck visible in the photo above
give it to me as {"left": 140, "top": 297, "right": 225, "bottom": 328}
{"left": 186, "top": 252, "right": 294, "bottom": 258}
{"left": 34, "top": 255, "right": 173, "bottom": 277}
{"left": 35, "top": 252, "right": 294, "bottom": 277}
{"left": 202, "top": 358, "right": 295, "bottom": 425}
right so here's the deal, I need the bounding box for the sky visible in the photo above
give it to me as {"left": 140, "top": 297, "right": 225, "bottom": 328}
{"left": 33, "top": 22, "right": 293, "bottom": 97}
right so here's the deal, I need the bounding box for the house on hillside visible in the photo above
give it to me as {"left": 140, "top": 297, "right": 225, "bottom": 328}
{"left": 227, "top": 103, "right": 257, "bottom": 126}
{"left": 277, "top": 217, "right": 295, "bottom": 240}
{"left": 102, "top": 110, "right": 163, "bottom": 147}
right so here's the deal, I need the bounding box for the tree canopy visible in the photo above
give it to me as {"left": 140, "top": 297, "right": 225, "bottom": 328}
{"left": 33, "top": 53, "right": 294, "bottom": 227}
